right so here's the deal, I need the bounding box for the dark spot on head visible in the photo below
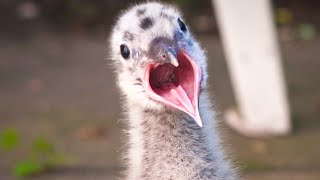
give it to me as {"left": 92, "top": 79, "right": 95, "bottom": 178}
{"left": 136, "top": 78, "right": 142, "bottom": 83}
{"left": 160, "top": 12, "right": 174, "bottom": 21}
{"left": 137, "top": 8, "right": 146, "bottom": 16}
{"left": 140, "top": 17, "right": 154, "bottom": 30}
{"left": 161, "top": 5, "right": 168, "bottom": 11}
{"left": 123, "top": 31, "right": 134, "bottom": 41}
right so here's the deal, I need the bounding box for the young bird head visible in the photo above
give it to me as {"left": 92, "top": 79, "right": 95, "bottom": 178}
{"left": 110, "top": 2, "right": 207, "bottom": 127}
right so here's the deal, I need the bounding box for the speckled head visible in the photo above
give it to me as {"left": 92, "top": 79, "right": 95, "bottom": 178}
{"left": 110, "top": 2, "right": 208, "bottom": 127}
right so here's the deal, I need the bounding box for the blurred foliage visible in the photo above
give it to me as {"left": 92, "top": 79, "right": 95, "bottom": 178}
{"left": 0, "top": 128, "right": 65, "bottom": 178}
{"left": 297, "top": 23, "right": 317, "bottom": 41}
{"left": 13, "top": 160, "right": 43, "bottom": 178}
{"left": 32, "top": 137, "right": 55, "bottom": 155}
{"left": 0, "top": 128, "right": 20, "bottom": 151}
{"left": 276, "top": 8, "right": 293, "bottom": 25}
{"left": 241, "top": 160, "right": 276, "bottom": 172}
{"left": 31, "top": 136, "right": 66, "bottom": 168}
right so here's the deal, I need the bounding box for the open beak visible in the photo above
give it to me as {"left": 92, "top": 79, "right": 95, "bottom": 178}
{"left": 143, "top": 49, "right": 203, "bottom": 127}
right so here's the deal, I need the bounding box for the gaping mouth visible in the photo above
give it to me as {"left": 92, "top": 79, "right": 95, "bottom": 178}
{"left": 143, "top": 50, "right": 203, "bottom": 127}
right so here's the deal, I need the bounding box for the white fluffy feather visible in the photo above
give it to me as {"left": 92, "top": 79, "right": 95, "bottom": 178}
{"left": 109, "top": 2, "right": 237, "bottom": 180}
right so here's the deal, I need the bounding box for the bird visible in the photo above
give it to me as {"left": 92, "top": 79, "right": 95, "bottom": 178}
{"left": 109, "top": 2, "right": 237, "bottom": 180}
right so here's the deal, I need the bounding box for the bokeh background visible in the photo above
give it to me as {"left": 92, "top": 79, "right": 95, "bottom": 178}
{"left": 0, "top": 0, "right": 319, "bottom": 179}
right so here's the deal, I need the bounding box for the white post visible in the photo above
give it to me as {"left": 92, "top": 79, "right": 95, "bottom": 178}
{"left": 212, "top": 0, "right": 291, "bottom": 137}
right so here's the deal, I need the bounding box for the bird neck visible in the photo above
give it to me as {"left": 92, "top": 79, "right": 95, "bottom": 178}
{"left": 125, "top": 93, "right": 235, "bottom": 179}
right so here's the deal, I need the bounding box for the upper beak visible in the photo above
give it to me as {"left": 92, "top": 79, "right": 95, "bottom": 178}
{"left": 167, "top": 51, "right": 179, "bottom": 67}
{"left": 148, "top": 36, "right": 180, "bottom": 67}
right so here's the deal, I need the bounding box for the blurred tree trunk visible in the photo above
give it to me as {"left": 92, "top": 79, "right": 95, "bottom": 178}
{"left": 212, "top": 0, "right": 291, "bottom": 137}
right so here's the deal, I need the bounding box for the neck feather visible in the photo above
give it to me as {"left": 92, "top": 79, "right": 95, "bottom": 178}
{"left": 124, "top": 92, "right": 236, "bottom": 180}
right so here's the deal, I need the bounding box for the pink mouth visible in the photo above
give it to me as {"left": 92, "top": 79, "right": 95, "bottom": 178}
{"left": 143, "top": 49, "right": 203, "bottom": 127}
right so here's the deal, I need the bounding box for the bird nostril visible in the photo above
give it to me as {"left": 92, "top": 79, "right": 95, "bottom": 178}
{"left": 161, "top": 54, "right": 166, "bottom": 59}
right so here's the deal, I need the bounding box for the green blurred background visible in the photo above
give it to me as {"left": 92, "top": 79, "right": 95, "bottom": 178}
{"left": 0, "top": 0, "right": 319, "bottom": 179}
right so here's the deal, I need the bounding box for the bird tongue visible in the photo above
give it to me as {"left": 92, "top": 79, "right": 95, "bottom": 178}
{"left": 143, "top": 50, "right": 203, "bottom": 127}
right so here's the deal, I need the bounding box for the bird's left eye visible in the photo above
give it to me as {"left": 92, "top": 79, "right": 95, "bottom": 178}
{"left": 178, "top": 18, "right": 187, "bottom": 32}
{"left": 120, "top": 44, "right": 130, "bottom": 60}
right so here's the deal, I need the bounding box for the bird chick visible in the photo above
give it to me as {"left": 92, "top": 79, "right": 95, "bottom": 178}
{"left": 109, "top": 2, "right": 236, "bottom": 180}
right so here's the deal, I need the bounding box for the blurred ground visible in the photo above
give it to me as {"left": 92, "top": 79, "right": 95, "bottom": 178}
{"left": 0, "top": 30, "right": 320, "bottom": 179}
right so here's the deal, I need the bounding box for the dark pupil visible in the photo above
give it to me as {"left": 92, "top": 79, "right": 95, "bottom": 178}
{"left": 120, "top": 44, "right": 130, "bottom": 59}
{"left": 178, "top": 18, "right": 187, "bottom": 32}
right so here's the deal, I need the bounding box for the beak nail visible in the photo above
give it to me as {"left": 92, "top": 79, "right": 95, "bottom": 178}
{"left": 168, "top": 51, "right": 179, "bottom": 67}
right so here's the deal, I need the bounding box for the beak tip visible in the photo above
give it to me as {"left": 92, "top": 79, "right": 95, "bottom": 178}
{"left": 167, "top": 51, "right": 179, "bottom": 67}
{"left": 193, "top": 114, "right": 203, "bottom": 127}
{"left": 196, "top": 121, "right": 203, "bottom": 127}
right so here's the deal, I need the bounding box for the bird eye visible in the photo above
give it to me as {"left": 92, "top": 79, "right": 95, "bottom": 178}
{"left": 178, "top": 18, "right": 187, "bottom": 32}
{"left": 120, "top": 44, "right": 130, "bottom": 60}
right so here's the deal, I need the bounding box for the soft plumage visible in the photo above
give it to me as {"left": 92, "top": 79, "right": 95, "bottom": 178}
{"left": 109, "top": 2, "right": 237, "bottom": 180}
